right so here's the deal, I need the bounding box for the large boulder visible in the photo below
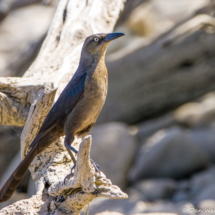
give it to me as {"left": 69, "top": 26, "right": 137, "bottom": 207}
{"left": 194, "top": 184, "right": 215, "bottom": 207}
{"left": 129, "top": 127, "right": 209, "bottom": 182}
{"left": 139, "top": 201, "right": 179, "bottom": 214}
{"left": 136, "top": 114, "right": 177, "bottom": 140}
{"left": 190, "top": 166, "right": 215, "bottom": 196}
{"left": 172, "top": 180, "right": 190, "bottom": 202}
{"left": 135, "top": 178, "right": 177, "bottom": 201}
{"left": 85, "top": 198, "right": 137, "bottom": 215}
{"left": 96, "top": 213, "right": 177, "bottom": 215}
{"left": 90, "top": 122, "right": 137, "bottom": 188}
{"left": 173, "top": 92, "right": 215, "bottom": 127}
{"left": 95, "top": 212, "right": 123, "bottom": 215}
{"left": 188, "top": 128, "right": 215, "bottom": 163}
{"left": 85, "top": 197, "right": 178, "bottom": 215}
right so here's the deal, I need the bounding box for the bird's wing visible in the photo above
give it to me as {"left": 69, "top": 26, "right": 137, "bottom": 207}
{"left": 29, "top": 71, "right": 87, "bottom": 149}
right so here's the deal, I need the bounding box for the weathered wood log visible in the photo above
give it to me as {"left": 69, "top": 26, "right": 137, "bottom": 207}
{"left": 0, "top": 136, "right": 127, "bottom": 214}
{"left": 0, "top": 0, "right": 127, "bottom": 213}
{"left": 98, "top": 13, "right": 215, "bottom": 124}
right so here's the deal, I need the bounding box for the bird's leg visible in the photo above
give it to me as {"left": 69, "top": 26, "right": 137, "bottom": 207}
{"left": 66, "top": 146, "right": 78, "bottom": 164}
{"left": 64, "top": 136, "right": 100, "bottom": 183}
{"left": 64, "top": 136, "right": 78, "bottom": 182}
{"left": 90, "top": 159, "right": 100, "bottom": 173}
{"left": 64, "top": 135, "right": 78, "bottom": 161}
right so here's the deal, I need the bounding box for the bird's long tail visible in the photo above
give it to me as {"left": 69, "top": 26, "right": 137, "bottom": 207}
{"left": 0, "top": 146, "right": 38, "bottom": 202}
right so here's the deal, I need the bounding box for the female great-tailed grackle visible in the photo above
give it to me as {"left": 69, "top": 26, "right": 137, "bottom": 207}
{"left": 0, "top": 32, "right": 124, "bottom": 202}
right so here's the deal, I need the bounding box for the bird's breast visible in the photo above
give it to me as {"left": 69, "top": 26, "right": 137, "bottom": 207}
{"left": 84, "top": 67, "right": 108, "bottom": 101}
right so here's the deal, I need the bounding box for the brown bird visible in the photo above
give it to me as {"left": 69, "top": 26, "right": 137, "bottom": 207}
{"left": 0, "top": 32, "right": 124, "bottom": 202}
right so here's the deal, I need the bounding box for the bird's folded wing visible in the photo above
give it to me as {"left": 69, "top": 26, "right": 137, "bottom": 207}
{"left": 29, "top": 71, "right": 87, "bottom": 149}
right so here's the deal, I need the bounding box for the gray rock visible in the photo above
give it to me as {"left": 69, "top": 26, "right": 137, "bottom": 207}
{"left": 194, "top": 184, "right": 215, "bottom": 207}
{"left": 177, "top": 180, "right": 190, "bottom": 191}
{"left": 172, "top": 191, "right": 190, "bottom": 203}
{"left": 136, "top": 114, "right": 177, "bottom": 140}
{"left": 135, "top": 178, "right": 177, "bottom": 201}
{"left": 95, "top": 212, "right": 124, "bottom": 215}
{"left": 173, "top": 180, "right": 190, "bottom": 202}
{"left": 129, "top": 127, "right": 209, "bottom": 182}
{"left": 133, "top": 214, "right": 178, "bottom": 215}
{"left": 142, "top": 201, "right": 179, "bottom": 214}
{"left": 190, "top": 166, "right": 215, "bottom": 195}
{"left": 85, "top": 195, "right": 183, "bottom": 215}
{"left": 188, "top": 128, "right": 215, "bottom": 163}
{"left": 173, "top": 92, "right": 215, "bottom": 127}
{"left": 90, "top": 122, "right": 137, "bottom": 188}
{"left": 82, "top": 197, "right": 137, "bottom": 215}
{"left": 127, "top": 187, "right": 146, "bottom": 203}
{"left": 85, "top": 198, "right": 178, "bottom": 215}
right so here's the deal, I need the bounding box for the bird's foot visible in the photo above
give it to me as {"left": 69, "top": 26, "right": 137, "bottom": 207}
{"left": 64, "top": 160, "right": 100, "bottom": 184}
{"left": 64, "top": 164, "right": 76, "bottom": 184}
{"left": 90, "top": 159, "right": 100, "bottom": 175}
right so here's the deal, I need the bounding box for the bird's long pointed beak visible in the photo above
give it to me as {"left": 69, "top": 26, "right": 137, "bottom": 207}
{"left": 104, "top": 32, "right": 125, "bottom": 42}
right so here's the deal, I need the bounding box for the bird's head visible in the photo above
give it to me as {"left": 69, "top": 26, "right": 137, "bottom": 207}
{"left": 81, "top": 32, "right": 124, "bottom": 60}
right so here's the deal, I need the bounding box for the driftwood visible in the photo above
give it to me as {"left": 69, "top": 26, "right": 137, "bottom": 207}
{"left": 0, "top": 136, "right": 127, "bottom": 214}
{"left": 98, "top": 11, "right": 215, "bottom": 124}
{"left": 0, "top": 0, "right": 127, "bottom": 214}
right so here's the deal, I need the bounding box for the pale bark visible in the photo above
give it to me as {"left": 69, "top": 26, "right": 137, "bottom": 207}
{"left": 0, "top": 0, "right": 127, "bottom": 214}
{"left": 0, "top": 136, "right": 127, "bottom": 215}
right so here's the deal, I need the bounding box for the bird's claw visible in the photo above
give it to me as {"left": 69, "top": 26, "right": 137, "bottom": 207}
{"left": 64, "top": 164, "right": 76, "bottom": 184}
{"left": 90, "top": 159, "right": 100, "bottom": 175}
{"left": 64, "top": 160, "right": 100, "bottom": 184}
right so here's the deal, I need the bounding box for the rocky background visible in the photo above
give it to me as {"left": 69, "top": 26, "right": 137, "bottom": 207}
{"left": 1, "top": 0, "right": 215, "bottom": 215}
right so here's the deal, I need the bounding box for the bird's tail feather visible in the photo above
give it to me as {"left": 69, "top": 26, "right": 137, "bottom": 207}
{"left": 0, "top": 146, "right": 38, "bottom": 202}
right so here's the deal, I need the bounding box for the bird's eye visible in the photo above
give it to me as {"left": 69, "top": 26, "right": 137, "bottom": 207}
{"left": 94, "top": 37, "right": 99, "bottom": 42}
